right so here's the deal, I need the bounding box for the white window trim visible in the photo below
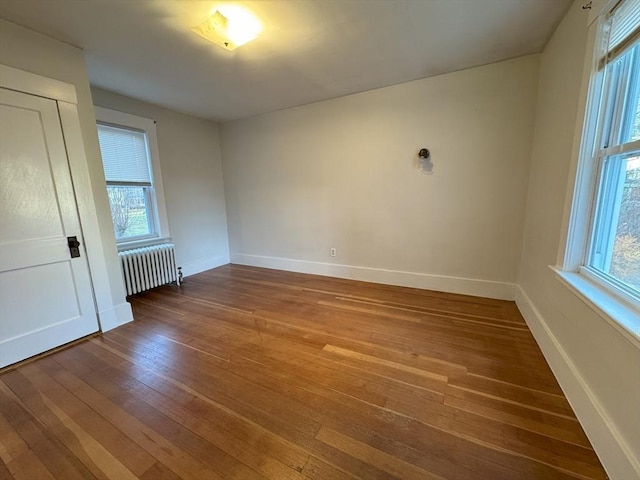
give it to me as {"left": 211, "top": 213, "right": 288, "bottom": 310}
{"left": 555, "top": 0, "right": 640, "bottom": 346}
{"left": 94, "top": 106, "right": 171, "bottom": 250}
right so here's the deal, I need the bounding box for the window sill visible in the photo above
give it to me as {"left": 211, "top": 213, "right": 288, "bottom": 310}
{"left": 550, "top": 266, "right": 640, "bottom": 347}
{"left": 117, "top": 236, "right": 172, "bottom": 252}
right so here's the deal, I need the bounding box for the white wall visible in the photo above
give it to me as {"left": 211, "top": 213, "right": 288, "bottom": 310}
{"left": 91, "top": 88, "right": 230, "bottom": 276}
{"left": 0, "top": 19, "right": 131, "bottom": 329}
{"left": 221, "top": 55, "right": 540, "bottom": 299}
{"left": 517, "top": 2, "right": 640, "bottom": 479}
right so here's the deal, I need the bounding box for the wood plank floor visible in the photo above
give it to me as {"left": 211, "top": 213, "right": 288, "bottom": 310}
{"left": 0, "top": 265, "right": 608, "bottom": 479}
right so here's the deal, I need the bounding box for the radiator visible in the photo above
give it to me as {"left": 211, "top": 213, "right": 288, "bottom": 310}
{"left": 119, "top": 243, "right": 181, "bottom": 295}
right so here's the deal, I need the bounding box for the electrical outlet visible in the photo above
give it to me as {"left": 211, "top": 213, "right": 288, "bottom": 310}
{"left": 330, "top": 247, "right": 336, "bottom": 257}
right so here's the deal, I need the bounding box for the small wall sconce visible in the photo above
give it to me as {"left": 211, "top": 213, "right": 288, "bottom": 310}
{"left": 418, "top": 148, "right": 433, "bottom": 175}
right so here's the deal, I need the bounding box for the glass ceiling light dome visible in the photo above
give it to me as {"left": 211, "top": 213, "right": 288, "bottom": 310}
{"left": 192, "top": 5, "right": 262, "bottom": 51}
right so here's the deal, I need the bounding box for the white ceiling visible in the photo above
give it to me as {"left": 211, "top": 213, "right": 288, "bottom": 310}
{"left": 0, "top": 0, "right": 572, "bottom": 121}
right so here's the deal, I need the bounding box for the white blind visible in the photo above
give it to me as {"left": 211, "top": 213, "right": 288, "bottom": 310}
{"left": 97, "top": 124, "right": 152, "bottom": 183}
{"left": 609, "top": 0, "right": 640, "bottom": 52}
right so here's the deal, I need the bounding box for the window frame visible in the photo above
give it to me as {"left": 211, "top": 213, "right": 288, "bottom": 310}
{"left": 94, "top": 106, "right": 171, "bottom": 250}
{"left": 557, "top": 0, "right": 640, "bottom": 342}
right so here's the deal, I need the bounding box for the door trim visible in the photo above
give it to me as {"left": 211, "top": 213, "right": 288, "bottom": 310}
{"left": 0, "top": 64, "right": 77, "bottom": 104}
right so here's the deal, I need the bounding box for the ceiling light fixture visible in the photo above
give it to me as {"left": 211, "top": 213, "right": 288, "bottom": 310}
{"left": 192, "top": 6, "right": 262, "bottom": 51}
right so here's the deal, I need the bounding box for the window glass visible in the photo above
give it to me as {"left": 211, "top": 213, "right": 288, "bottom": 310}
{"left": 611, "top": 156, "right": 640, "bottom": 289}
{"left": 591, "top": 153, "right": 640, "bottom": 291}
{"left": 630, "top": 74, "right": 640, "bottom": 142}
{"left": 106, "top": 185, "right": 153, "bottom": 240}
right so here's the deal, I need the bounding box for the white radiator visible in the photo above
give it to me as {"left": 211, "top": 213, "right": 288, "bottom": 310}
{"left": 119, "top": 243, "right": 181, "bottom": 295}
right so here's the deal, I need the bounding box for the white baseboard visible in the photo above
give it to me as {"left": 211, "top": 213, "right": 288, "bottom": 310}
{"left": 231, "top": 253, "right": 516, "bottom": 300}
{"left": 98, "top": 301, "right": 133, "bottom": 332}
{"left": 515, "top": 286, "right": 639, "bottom": 480}
{"left": 180, "top": 255, "right": 230, "bottom": 278}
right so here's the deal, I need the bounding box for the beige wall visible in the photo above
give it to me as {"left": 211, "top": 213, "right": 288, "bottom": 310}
{"left": 90, "top": 88, "right": 230, "bottom": 275}
{"left": 221, "top": 55, "right": 539, "bottom": 297}
{"left": 517, "top": 2, "right": 639, "bottom": 478}
{"left": 0, "top": 19, "right": 128, "bottom": 319}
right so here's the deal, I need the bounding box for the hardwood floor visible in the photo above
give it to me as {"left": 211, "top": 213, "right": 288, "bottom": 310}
{"left": 0, "top": 265, "right": 608, "bottom": 479}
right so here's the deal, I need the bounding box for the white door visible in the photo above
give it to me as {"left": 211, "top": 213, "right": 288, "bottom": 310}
{"left": 0, "top": 87, "right": 99, "bottom": 368}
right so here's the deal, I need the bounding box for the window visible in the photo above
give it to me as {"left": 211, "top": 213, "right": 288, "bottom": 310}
{"left": 588, "top": 39, "right": 640, "bottom": 297}
{"left": 560, "top": 0, "right": 640, "bottom": 334}
{"left": 95, "top": 107, "right": 169, "bottom": 247}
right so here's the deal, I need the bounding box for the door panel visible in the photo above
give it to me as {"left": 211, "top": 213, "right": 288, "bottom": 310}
{"left": 0, "top": 103, "right": 64, "bottom": 242}
{"left": 0, "top": 87, "right": 99, "bottom": 368}
{"left": 0, "top": 263, "right": 82, "bottom": 340}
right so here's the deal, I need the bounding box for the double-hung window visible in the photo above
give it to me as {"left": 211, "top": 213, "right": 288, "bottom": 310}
{"left": 561, "top": 0, "right": 640, "bottom": 335}
{"left": 589, "top": 0, "right": 640, "bottom": 297}
{"left": 95, "top": 107, "right": 169, "bottom": 247}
